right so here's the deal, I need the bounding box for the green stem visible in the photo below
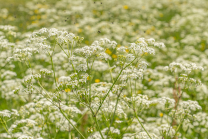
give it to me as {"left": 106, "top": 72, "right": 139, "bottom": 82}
{"left": 93, "top": 116, "right": 105, "bottom": 139}
{"left": 58, "top": 43, "right": 79, "bottom": 82}
{"left": 59, "top": 108, "right": 86, "bottom": 139}
{"left": 95, "top": 56, "right": 138, "bottom": 116}
{"left": 88, "top": 58, "right": 96, "bottom": 104}
{"left": 38, "top": 82, "right": 58, "bottom": 107}
{"left": 75, "top": 88, "right": 104, "bottom": 139}
{"left": 134, "top": 109, "right": 152, "bottom": 139}
{"left": 48, "top": 52, "right": 57, "bottom": 87}
{"left": 174, "top": 115, "right": 186, "bottom": 137}
{"left": 58, "top": 44, "right": 69, "bottom": 57}
{"left": 38, "top": 81, "right": 87, "bottom": 138}
{"left": 76, "top": 110, "right": 89, "bottom": 124}
{"left": 86, "top": 60, "right": 91, "bottom": 103}
{"left": 87, "top": 104, "right": 104, "bottom": 139}
{"left": 167, "top": 86, "right": 185, "bottom": 136}
{"left": 106, "top": 91, "right": 122, "bottom": 137}
{"left": 108, "top": 61, "right": 114, "bottom": 82}
{"left": 135, "top": 79, "right": 136, "bottom": 94}
{"left": 0, "top": 117, "right": 10, "bottom": 135}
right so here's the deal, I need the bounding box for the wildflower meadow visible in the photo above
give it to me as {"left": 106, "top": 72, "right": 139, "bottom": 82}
{"left": 0, "top": 0, "right": 208, "bottom": 138}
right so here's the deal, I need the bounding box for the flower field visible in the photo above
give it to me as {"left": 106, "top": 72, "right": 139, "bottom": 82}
{"left": 0, "top": 0, "right": 208, "bottom": 138}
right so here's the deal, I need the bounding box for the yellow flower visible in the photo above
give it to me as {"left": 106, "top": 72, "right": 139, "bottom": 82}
{"left": 65, "top": 88, "right": 71, "bottom": 92}
{"left": 95, "top": 79, "right": 100, "bottom": 83}
{"left": 30, "top": 16, "right": 36, "bottom": 20}
{"left": 32, "top": 21, "right": 38, "bottom": 24}
{"left": 102, "top": 83, "right": 106, "bottom": 86}
{"left": 137, "top": 90, "right": 142, "bottom": 94}
{"left": 34, "top": 9, "right": 39, "bottom": 14}
{"left": 2, "top": 15, "right": 7, "bottom": 19}
{"left": 105, "top": 48, "right": 112, "bottom": 55}
{"left": 56, "top": 78, "right": 59, "bottom": 82}
{"left": 159, "top": 13, "right": 164, "bottom": 17}
{"left": 87, "top": 76, "right": 90, "bottom": 80}
{"left": 85, "top": 40, "right": 89, "bottom": 45}
{"left": 148, "top": 78, "right": 151, "bottom": 82}
{"left": 112, "top": 54, "right": 117, "bottom": 59}
{"left": 7, "top": 16, "right": 15, "bottom": 21}
{"left": 42, "top": 15, "right": 47, "bottom": 19}
{"left": 37, "top": 15, "right": 41, "bottom": 20}
{"left": 78, "top": 28, "right": 82, "bottom": 33}
{"left": 145, "top": 29, "right": 151, "bottom": 35}
{"left": 159, "top": 113, "right": 163, "bottom": 117}
{"left": 151, "top": 26, "right": 155, "bottom": 31}
{"left": 201, "top": 42, "right": 205, "bottom": 51}
{"left": 129, "top": 22, "right": 134, "bottom": 26}
{"left": 123, "top": 5, "right": 129, "bottom": 10}
{"left": 75, "top": 15, "right": 80, "bottom": 18}
{"left": 93, "top": 10, "right": 97, "bottom": 14}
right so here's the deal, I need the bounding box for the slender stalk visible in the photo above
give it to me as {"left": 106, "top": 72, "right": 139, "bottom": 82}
{"left": 27, "top": 58, "right": 32, "bottom": 69}
{"left": 58, "top": 43, "right": 79, "bottom": 82}
{"left": 87, "top": 103, "right": 105, "bottom": 139}
{"left": 71, "top": 42, "right": 75, "bottom": 56}
{"left": 135, "top": 79, "right": 136, "bottom": 94}
{"left": 95, "top": 56, "right": 138, "bottom": 116}
{"left": 86, "top": 60, "right": 91, "bottom": 104}
{"left": 108, "top": 61, "right": 114, "bottom": 82}
{"left": 134, "top": 109, "right": 152, "bottom": 139}
{"left": 0, "top": 118, "right": 10, "bottom": 134}
{"left": 130, "top": 78, "right": 132, "bottom": 97}
{"left": 76, "top": 110, "right": 89, "bottom": 124}
{"left": 38, "top": 81, "right": 58, "bottom": 107}
{"left": 173, "top": 114, "right": 186, "bottom": 137}
{"left": 167, "top": 84, "right": 185, "bottom": 136}
{"left": 93, "top": 116, "right": 105, "bottom": 139}
{"left": 167, "top": 98, "right": 180, "bottom": 136}
{"left": 106, "top": 91, "right": 122, "bottom": 137}
{"left": 48, "top": 52, "right": 57, "bottom": 87}
{"left": 39, "top": 43, "right": 86, "bottom": 138}
{"left": 59, "top": 108, "right": 86, "bottom": 139}
{"left": 58, "top": 44, "right": 69, "bottom": 57}
{"left": 67, "top": 42, "right": 80, "bottom": 82}
{"left": 88, "top": 58, "right": 96, "bottom": 104}
{"left": 119, "top": 117, "right": 134, "bottom": 138}
{"left": 93, "top": 56, "right": 144, "bottom": 138}
{"left": 75, "top": 89, "right": 104, "bottom": 139}
{"left": 38, "top": 81, "right": 89, "bottom": 139}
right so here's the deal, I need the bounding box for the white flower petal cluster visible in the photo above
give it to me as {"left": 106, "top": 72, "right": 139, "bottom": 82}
{"left": 13, "top": 48, "right": 39, "bottom": 61}
{"left": 158, "top": 124, "right": 175, "bottom": 138}
{"left": 179, "top": 100, "right": 202, "bottom": 112}
{"left": 92, "top": 38, "right": 117, "bottom": 49}
{"left": 167, "top": 62, "right": 204, "bottom": 73}
{"left": 0, "top": 25, "right": 16, "bottom": 31}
